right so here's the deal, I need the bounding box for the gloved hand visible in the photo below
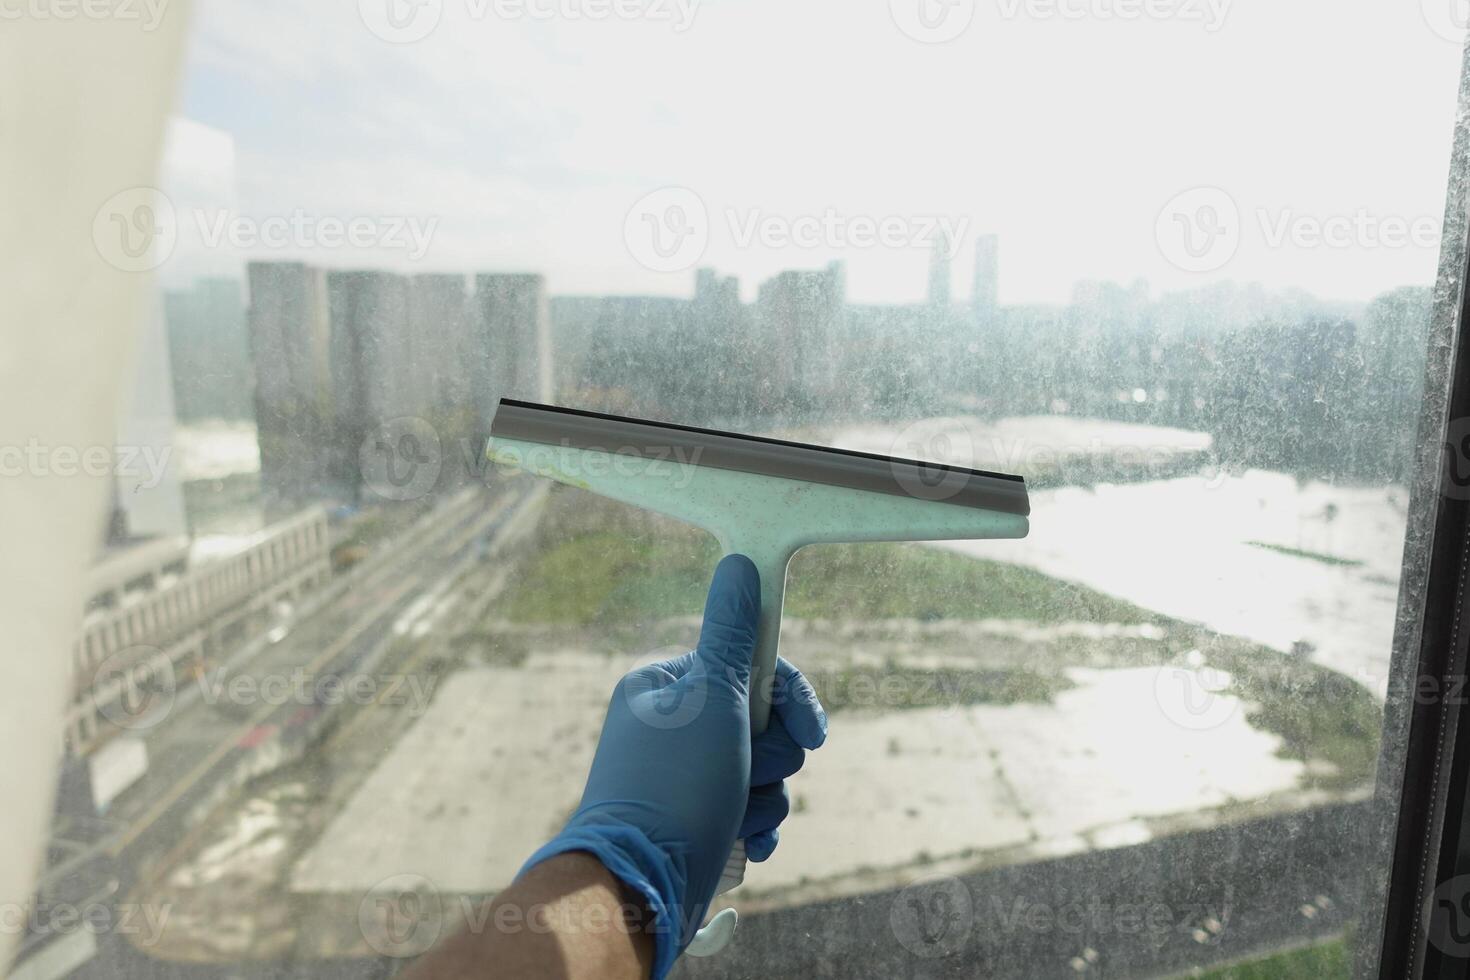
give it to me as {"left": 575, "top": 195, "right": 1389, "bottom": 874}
{"left": 518, "top": 554, "right": 828, "bottom": 978}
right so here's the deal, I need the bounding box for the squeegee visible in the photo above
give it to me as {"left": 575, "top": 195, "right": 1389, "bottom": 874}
{"left": 486, "top": 398, "right": 1030, "bottom": 951}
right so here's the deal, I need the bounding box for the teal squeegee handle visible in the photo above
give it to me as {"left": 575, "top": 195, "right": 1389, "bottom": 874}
{"left": 688, "top": 548, "right": 788, "bottom": 957}
{"left": 740, "top": 548, "right": 791, "bottom": 736}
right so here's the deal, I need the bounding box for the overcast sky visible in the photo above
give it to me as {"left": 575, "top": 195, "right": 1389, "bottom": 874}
{"left": 171, "top": 0, "right": 1466, "bottom": 304}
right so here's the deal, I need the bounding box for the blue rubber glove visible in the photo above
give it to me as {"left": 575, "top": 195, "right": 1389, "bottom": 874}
{"left": 518, "top": 554, "right": 828, "bottom": 978}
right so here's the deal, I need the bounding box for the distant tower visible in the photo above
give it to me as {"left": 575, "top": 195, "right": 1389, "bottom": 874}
{"left": 928, "top": 230, "right": 952, "bottom": 308}
{"left": 755, "top": 261, "right": 844, "bottom": 410}
{"left": 972, "top": 234, "right": 998, "bottom": 319}
{"left": 474, "top": 273, "right": 554, "bottom": 420}
{"left": 408, "top": 273, "right": 472, "bottom": 413}
{"left": 695, "top": 267, "right": 717, "bottom": 302}
{"left": 246, "top": 261, "right": 335, "bottom": 511}
{"left": 326, "top": 270, "right": 419, "bottom": 424}
{"left": 694, "top": 266, "right": 740, "bottom": 310}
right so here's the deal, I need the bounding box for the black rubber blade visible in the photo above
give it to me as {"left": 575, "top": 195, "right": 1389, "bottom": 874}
{"left": 490, "top": 399, "right": 1030, "bottom": 517}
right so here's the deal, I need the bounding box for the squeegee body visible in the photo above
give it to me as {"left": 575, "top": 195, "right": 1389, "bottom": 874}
{"left": 486, "top": 399, "right": 1030, "bottom": 916}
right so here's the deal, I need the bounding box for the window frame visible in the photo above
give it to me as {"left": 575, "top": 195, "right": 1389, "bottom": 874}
{"left": 1371, "top": 40, "right": 1470, "bottom": 980}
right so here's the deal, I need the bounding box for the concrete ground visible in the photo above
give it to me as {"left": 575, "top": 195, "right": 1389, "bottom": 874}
{"left": 288, "top": 637, "right": 1309, "bottom": 904}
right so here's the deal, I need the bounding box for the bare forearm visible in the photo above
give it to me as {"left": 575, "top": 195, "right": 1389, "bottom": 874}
{"left": 400, "top": 852, "right": 654, "bottom": 980}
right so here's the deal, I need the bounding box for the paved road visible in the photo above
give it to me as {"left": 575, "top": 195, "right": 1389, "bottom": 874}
{"left": 104, "top": 486, "right": 521, "bottom": 876}
{"left": 17, "top": 484, "right": 541, "bottom": 980}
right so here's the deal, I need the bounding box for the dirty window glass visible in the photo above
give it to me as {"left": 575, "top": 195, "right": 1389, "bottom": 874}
{"left": 41, "top": 2, "right": 1465, "bottom": 978}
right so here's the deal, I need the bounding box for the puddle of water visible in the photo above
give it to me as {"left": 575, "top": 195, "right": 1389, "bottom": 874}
{"left": 169, "top": 785, "right": 306, "bottom": 890}
{"left": 838, "top": 416, "right": 1406, "bottom": 697}
{"left": 174, "top": 420, "right": 261, "bottom": 481}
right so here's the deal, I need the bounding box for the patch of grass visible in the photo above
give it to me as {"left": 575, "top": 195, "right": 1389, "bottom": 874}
{"left": 787, "top": 543, "right": 1159, "bottom": 624}
{"left": 1245, "top": 541, "right": 1363, "bottom": 568}
{"left": 502, "top": 525, "right": 1159, "bottom": 628}
{"left": 499, "top": 497, "right": 1382, "bottom": 789}
{"left": 501, "top": 531, "right": 718, "bottom": 625}
{"left": 1191, "top": 936, "right": 1347, "bottom": 979}
{"left": 814, "top": 661, "right": 1074, "bottom": 713}
{"left": 1196, "top": 639, "right": 1382, "bottom": 789}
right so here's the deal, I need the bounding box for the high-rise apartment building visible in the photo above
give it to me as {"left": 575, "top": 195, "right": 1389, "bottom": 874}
{"left": 409, "top": 273, "right": 472, "bottom": 414}
{"left": 246, "top": 262, "right": 334, "bottom": 510}
{"left": 972, "top": 234, "right": 998, "bottom": 320}
{"left": 326, "top": 270, "right": 419, "bottom": 424}
{"left": 247, "top": 262, "right": 554, "bottom": 507}
{"left": 928, "top": 231, "right": 952, "bottom": 308}
{"left": 756, "top": 260, "right": 845, "bottom": 412}
{"left": 473, "top": 273, "right": 553, "bottom": 422}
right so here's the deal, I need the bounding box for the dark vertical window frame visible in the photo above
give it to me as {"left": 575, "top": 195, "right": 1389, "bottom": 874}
{"left": 1364, "top": 37, "right": 1470, "bottom": 980}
